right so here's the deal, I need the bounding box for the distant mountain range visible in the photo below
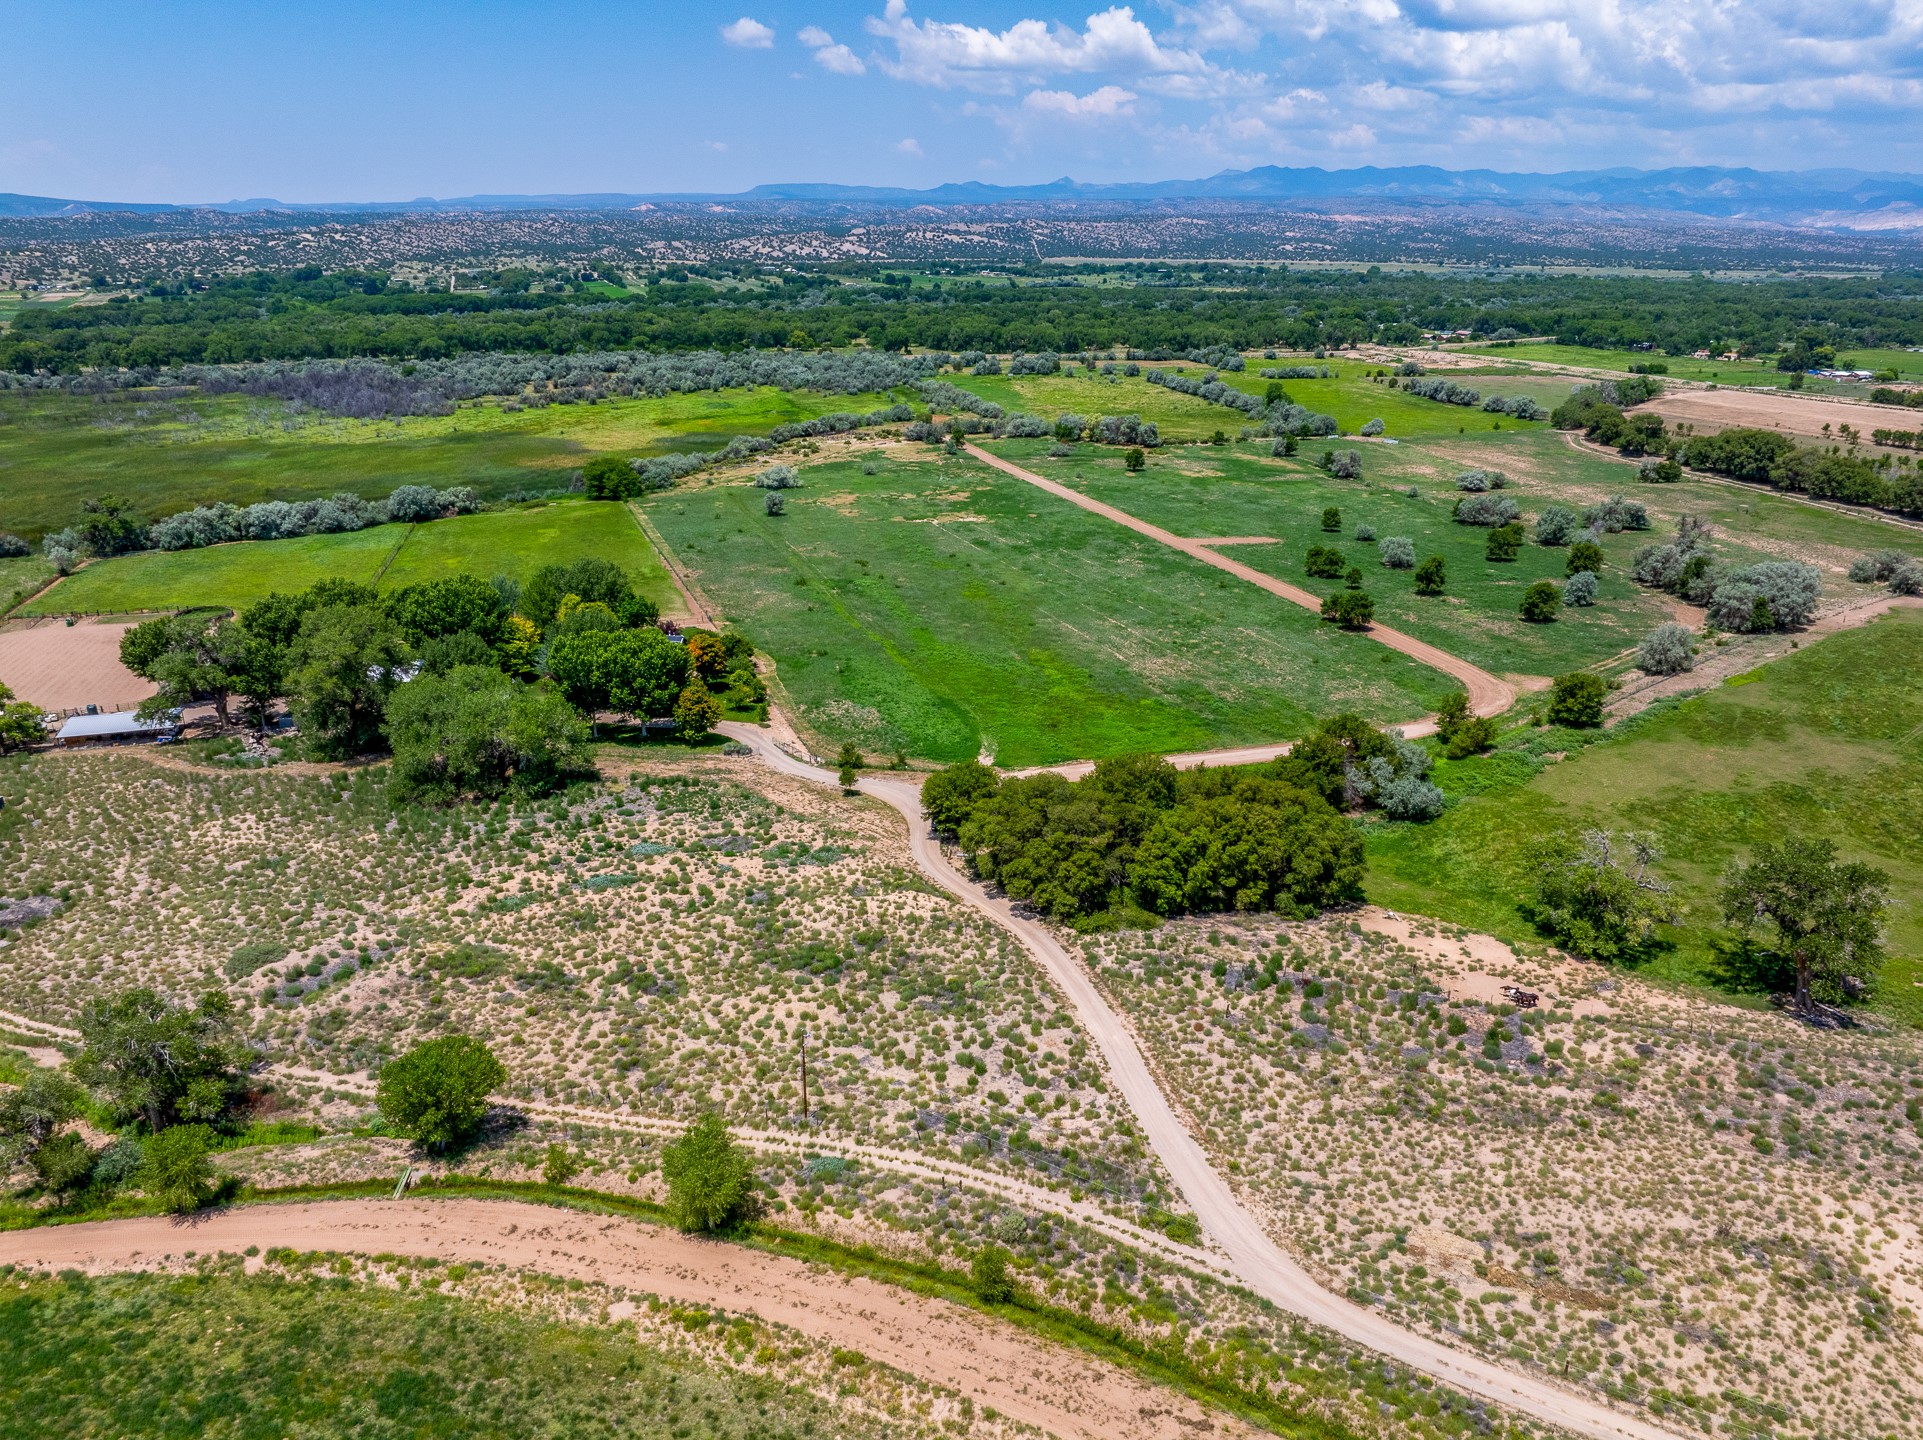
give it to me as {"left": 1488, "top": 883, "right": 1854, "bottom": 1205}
{"left": 6, "top": 165, "right": 1923, "bottom": 229}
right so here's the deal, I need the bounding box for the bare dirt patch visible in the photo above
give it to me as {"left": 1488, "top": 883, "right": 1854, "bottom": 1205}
{"left": 0, "top": 616, "right": 157, "bottom": 712}
{"left": 1633, "top": 388, "right": 1923, "bottom": 449}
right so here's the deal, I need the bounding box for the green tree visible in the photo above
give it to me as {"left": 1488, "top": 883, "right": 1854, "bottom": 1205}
{"left": 1546, "top": 672, "right": 1607, "bottom": 728}
{"left": 385, "top": 665, "right": 591, "bottom": 803}
{"left": 285, "top": 604, "right": 412, "bottom": 759}
{"left": 375, "top": 1035, "right": 507, "bottom": 1150}
{"left": 1519, "top": 580, "right": 1563, "bottom": 622}
{"left": 0, "top": 682, "right": 47, "bottom": 754}
{"left": 1485, "top": 523, "right": 1524, "bottom": 561}
{"left": 837, "top": 742, "right": 862, "bottom": 790}
{"left": 1532, "top": 830, "right": 1675, "bottom": 961}
{"left": 922, "top": 761, "right": 1000, "bottom": 836}
{"left": 73, "top": 989, "right": 250, "bottom": 1132}
{"left": 0, "top": 1068, "right": 86, "bottom": 1168}
{"left": 384, "top": 575, "right": 509, "bottom": 648}
{"left": 1414, "top": 555, "right": 1446, "bottom": 595}
{"left": 970, "top": 1245, "right": 1016, "bottom": 1304}
{"left": 1124, "top": 447, "right": 1145, "bottom": 472}
{"left": 661, "top": 1113, "right": 755, "bottom": 1232}
{"left": 673, "top": 682, "right": 722, "bottom": 739}
{"left": 122, "top": 614, "right": 273, "bottom": 727}
{"left": 1320, "top": 591, "right": 1374, "bottom": 629}
{"left": 1129, "top": 786, "right": 1364, "bottom": 918}
{"left": 1566, "top": 539, "right": 1605, "bottom": 575}
{"left": 1344, "top": 566, "right": 1364, "bottom": 590}
{"left": 31, "top": 1130, "right": 97, "bottom": 1195}
{"left": 542, "top": 1143, "right": 584, "bottom": 1187}
{"left": 547, "top": 629, "right": 690, "bottom": 718}
{"left": 136, "top": 1124, "right": 217, "bottom": 1213}
{"left": 581, "top": 454, "right": 636, "bottom": 500}
{"left": 1320, "top": 506, "right": 1342, "bottom": 532}
{"left": 75, "top": 495, "right": 144, "bottom": 556}
{"left": 1722, "top": 838, "right": 1889, "bottom": 1016}
{"left": 521, "top": 558, "right": 655, "bottom": 629}
{"left": 1432, "top": 690, "right": 1470, "bottom": 742}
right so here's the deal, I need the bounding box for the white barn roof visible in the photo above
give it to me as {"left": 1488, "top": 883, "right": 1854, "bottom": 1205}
{"left": 55, "top": 711, "right": 178, "bottom": 742}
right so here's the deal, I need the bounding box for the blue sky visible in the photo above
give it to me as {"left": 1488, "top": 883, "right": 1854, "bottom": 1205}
{"left": 4, "top": 1, "right": 1921, "bottom": 201}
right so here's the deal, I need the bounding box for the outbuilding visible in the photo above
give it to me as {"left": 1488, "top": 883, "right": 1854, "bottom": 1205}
{"left": 53, "top": 710, "right": 180, "bottom": 747}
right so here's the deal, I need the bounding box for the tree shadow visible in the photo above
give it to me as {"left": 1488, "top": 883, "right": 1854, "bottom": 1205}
{"left": 1705, "top": 933, "right": 1793, "bottom": 997}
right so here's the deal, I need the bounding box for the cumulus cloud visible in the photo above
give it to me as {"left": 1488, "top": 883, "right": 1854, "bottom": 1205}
{"left": 800, "top": 24, "right": 868, "bottom": 74}
{"left": 719, "top": 16, "right": 775, "bottom": 49}
{"left": 1023, "top": 85, "right": 1140, "bottom": 118}
{"left": 866, "top": 1, "right": 1219, "bottom": 90}
{"left": 896, "top": 137, "right": 925, "bottom": 155}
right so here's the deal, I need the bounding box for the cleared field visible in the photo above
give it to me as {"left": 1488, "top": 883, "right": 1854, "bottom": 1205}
{"left": 1367, "top": 607, "right": 1923, "bottom": 1021}
{"left": 1459, "top": 342, "right": 1794, "bottom": 385}
{"left": 0, "top": 385, "right": 907, "bottom": 541}
{"left": 0, "top": 618, "right": 156, "bottom": 711}
{"left": 19, "top": 501, "right": 676, "bottom": 616}
{"left": 1631, "top": 385, "right": 1923, "bottom": 449}
{"left": 999, "top": 436, "right": 1678, "bottom": 678}
{"left": 647, "top": 448, "right": 1455, "bottom": 766}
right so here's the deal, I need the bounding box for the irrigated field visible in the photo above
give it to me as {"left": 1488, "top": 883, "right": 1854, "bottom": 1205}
{"left": 18, "top": 500, "right": 680, "bottom": 617}
{"left": 647, "top": 446, "right": 1456, "bottom": 766}
{"left": 1087, "top": 910, "right": 1923, "bottom": 1439}
{"left": 0, "top": 385, "right": 909, "bottom": 541}
{"left": 1367, "top": 607, "right": 1923, "bottom": 1020}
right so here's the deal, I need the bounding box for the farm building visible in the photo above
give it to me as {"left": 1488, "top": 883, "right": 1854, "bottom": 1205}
{"left": 53, "top": 710, "right": 180, "bottom": 747}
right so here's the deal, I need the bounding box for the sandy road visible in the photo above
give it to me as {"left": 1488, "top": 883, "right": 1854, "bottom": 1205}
{"left": 0, "top": 1197, "right": 1250, "bottom": 1440}
{"left": 963, "top": 443, "right": 1517, "bottom": 722}
{"left": 720, "top": 722, "right": 1685, "bottom": 1440}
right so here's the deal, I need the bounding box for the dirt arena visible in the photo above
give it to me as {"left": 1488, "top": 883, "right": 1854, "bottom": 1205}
{"left": 1632, "top": 386, "right": 1923, "bottom": 448}
{"left": 0, "top": 617, "right": 156, "bottom": 712}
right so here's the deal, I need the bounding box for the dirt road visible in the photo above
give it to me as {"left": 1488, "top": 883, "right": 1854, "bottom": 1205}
{"left": 0, "top": 1197, "right": 1247, "bottom": 1440}
{"left": 964, "top": 443, "right": 1517, "bottom": 721}
{"left": 719, "top": 723, "right": 1684, "bottom": 1440}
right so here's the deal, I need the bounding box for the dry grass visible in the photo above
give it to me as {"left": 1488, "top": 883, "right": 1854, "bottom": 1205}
{"left": 1085, "top": 914, "right": 1923, "bottom": 1439}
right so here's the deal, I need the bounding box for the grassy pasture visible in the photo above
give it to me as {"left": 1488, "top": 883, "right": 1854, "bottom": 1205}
{"left": 18, "top": 500, "right": 677, "bottom": 616}
{"left": 1002, "top": 436, "right": 1678, "bottom": 677}
{"left": 646, "top": 449, "right": 1454, "bottom": 766}
{"left": 1366, "top": 607, "right": 1923, "bottom": 1024}
{"left": 0, "top": 385, "right": 907, "bottom": 541}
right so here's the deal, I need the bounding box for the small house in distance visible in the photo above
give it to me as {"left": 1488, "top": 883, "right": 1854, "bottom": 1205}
{"left": 53, "top": 710, "right": 181, "bottom": 748}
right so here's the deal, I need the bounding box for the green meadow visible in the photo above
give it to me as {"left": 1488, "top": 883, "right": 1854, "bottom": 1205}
{"left": 0, "top": 384, "right": 908, "bottom": 541}
{"left": 19, "top": 500, "right": 677, "bottom": 616}
{"left": 646, "top": 449, "right": 1455, "bottom": 766}
{"left": 1366, "top": 608, "right": 1923, "bottom": 1025}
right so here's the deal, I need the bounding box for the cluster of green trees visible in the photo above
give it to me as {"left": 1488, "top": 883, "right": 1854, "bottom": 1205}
{"left": 119, "top": 558, "right": 753, "bottom": 801}
{"left": 10, "top": 264, "right": 1923, "bottom": 374}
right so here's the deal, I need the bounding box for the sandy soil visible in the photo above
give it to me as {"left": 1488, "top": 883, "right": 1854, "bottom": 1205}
{"left": 964, "top": 444, "right": 1518, "bottom": 723}
{"left": 1631, "top": 387, "right": 1923, "bottom": 448}
{"left": 721, "top": 723, "right": 1687, "bottom": 1440}
{"left": 0, "top": 1197, "right": 1251, "bottom": 1440}
{"left": 0, "top": 617, "right": 157, "bottom": 712}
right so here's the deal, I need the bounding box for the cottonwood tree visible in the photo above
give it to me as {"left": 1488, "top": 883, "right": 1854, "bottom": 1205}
{"left": 1722, "top": 838, "right": 1889, "bottom": 1017}
{"left": 376, "top": 1035, "right": 507, "bottom": 1150}
{"left": 285, "top": 604, "right": 412, "bottom": 758}
{"left": 1532, "top": 830, "right": 1675, "bottom": 961}
{"left": 662, "top": 1113, "right": 756, "bottom": 1232}
{"left": 73, "top": 989, "right": 252, "bottom": 1132}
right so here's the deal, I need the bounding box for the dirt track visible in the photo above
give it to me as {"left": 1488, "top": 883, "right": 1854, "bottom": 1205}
{"left": 0, "top": 1197, "right": 1247, "bottom": 1440}
{"left": 963, "top": 444, "right": 1517, "bottom": 723}
{"left": 0, "top": 617, "right": 156, "bottom": 711}
{"left": 721, "top": 723, "right": 1684, "bottom": 1440}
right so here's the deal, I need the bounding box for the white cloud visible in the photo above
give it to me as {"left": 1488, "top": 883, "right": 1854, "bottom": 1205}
{"left": 1023, "top": 84, "right": 1139, "bottom": 118}
{"left": 719, "top": 16, "right": 775, "bottom": 49}
{"left": 800, "top": 25, "right": 868, "bottom": 74}
{"left": 866, "top": 1, "right": 1220, "bottom": 90}
{"left": 896, "top": 137, "right": 925, "bottom": 156}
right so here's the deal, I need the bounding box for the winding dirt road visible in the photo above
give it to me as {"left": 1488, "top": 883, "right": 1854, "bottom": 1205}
{"left": 0, "top": 1198, "right": 1248, "bottom": 1440}
{"left": 963, "top": 443, "right": 1517, "bottom": 722}
{"left": 719, "top": 722, "right": 1683, "bottom": 1440}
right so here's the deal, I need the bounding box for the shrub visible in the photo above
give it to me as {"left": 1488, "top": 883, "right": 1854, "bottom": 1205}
{"left": 1454, "top": 469, "right": 1507, "bottom": 492}
{"left": 1320, "top": 591, "right": 1375, "bottom": 629}
{"left": 1566, "top": 539, "right": 1605, "bottom": 575}
{"left": 1639, "top": 456, "right": 1683, "bottom": 482}
{"left": 375, "top": 1036, "right": 506, "bottom": 1150}
{"left": 1534, "top": 505, "right": 1582, "bottom": 546}
{"left": 1564, "top": 571, "right": 1599, "bottom": 606}
{"left": 1325, "top": 450, "right": 1362, "bottom": 480}
{"left": 1891, "top": 560, "right": 1923, "bottom": 596}
{"left": 1585, "top": 495, "right": 1650, "bottom": 533}
{"left": 754, "top": 464, "right": 801, "bottom": 490}
{"left": 1454, "top": 494, "right": 1520, "bottom": 527}
{"left": 1413, "top": 556, "right": 1446, "bottom": 594}
{"left": 0, "top": 531, "right": 29, "bottom": 558}
{"left": 1546, "top": 672, "right": 1608, "bottom": 728}
{"left": 661, "top": 1113, "right": 755, "bottom": 1232}
{"left": 1125, "top": 447, "right": 1146, "bottom": 471}
{"left": 542, "top": 1144, "right": 584, "bottom": 1187}
{"left": 1351, "top": 737, "right": 1445, "bottom": 821}
{"left": 764, "top": 491, "right": 785, "bottom": 516}
{"left": 971, "top": 1245, "right": 1016, "bottom": 1303}
{"left": 1519, "top": 580, "right": 1563, "bottom": 621}
{"left": 1354, "top": 523, "right": 1376, "bottom": 542}
{"left": 1444, "top": 716, "right": 1498, "bottom": 758}
{"left": 1706, "top": 561, "right": 1821, "bottom": 631}
{"left": 1849, "top": 550, "right": 1911, "bottom": 583}
{"left": 1360, "top": 418, "right": 1385, "bottom": 436}
{"left": 1379, "top": 536, "right": 1416, "bottom": 569}
{"left": 136, "top": 1124, "right": 217, "bottom": 1214}
{"left": 1320, "top": 506, "right": 1342, "bottom": 531}
{"left": 1271, "top": 435, "right": 1299, "bottom": 457}
{"left": 1486, "top": 523, "right": 1524, "bottom": 562}
{"left": 1638, "top": 622, "right": 1696, "bottom": 674}
{"left": 1304, "top": 545, "right": 1347, "bottom": 579}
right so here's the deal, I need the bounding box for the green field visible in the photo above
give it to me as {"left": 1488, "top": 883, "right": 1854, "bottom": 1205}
{"left": 19, "top": 500, "right": 679, "bottom": 616}
{"left": 0, "top": 384, "right": 908, "bottom": 541}
{"left": 998, "top": 435, "right": 1679, "bottom": 677}
{"left": 647, "top": 450, "right": 1455, "bottom": 766}
{"left": 0, "top": 1267, "right": 886, "bottom": 1440}
{"left": 1366, "top": 608, "right": 1923, "bottom": 1024}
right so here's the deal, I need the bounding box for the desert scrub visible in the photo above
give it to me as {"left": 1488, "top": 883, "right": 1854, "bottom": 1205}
{"left": 1088, "top": 916, "right": 1923, "bottom": 1439}
{"left": 0, "top": 751, "right": 1159, "bottom": 1205}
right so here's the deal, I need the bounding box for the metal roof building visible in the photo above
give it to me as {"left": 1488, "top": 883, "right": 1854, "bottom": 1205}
{"left": 53, "top": 710, "right": 180, "bottom": 746}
